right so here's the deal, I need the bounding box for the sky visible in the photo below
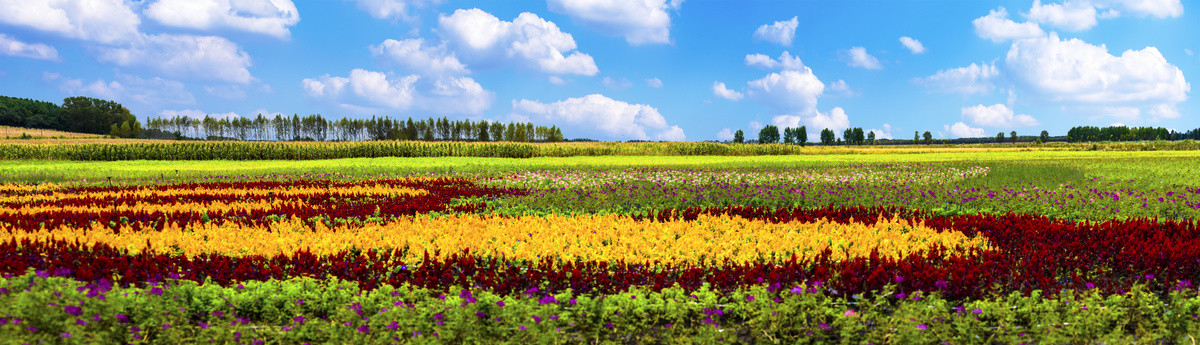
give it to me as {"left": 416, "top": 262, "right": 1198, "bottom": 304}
{"left": 0, "top": 0, "right": 1195, "bottom": 141}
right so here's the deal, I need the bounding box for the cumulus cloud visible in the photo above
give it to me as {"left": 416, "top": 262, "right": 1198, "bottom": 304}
{"left": 370, "top": 38, "right": 468, "bottom": 76}
{"left": 1005, "top": 33, "right": 1189, "bottom": 106}
{"left": 746, "top": 69, "right": 824, "bottom": 114}
{"left": 95, "top": 34, "right": 255, "bottom": 84}
{"left": 350, "top": 0, "right": 441, "bottom": 21}
{"left": 301, "top": 68, "right": 492, "bottom": 115}
{"left": 603, "top": 76, "right": 632, "bottom": 90}
{"left": 711, "top": 81, "right": 743, "bottom": 101}
{"left": 753, "top": 16, "right": 798, "bottom": 46}
{"left": 944, "top": 122, "right": 986, "bottom": 138}
{"left": 961, "top": 104, "right": 1040, "bottom": 128}
{"left": 716, "top": 128, "right": 734, "bottom": 141}
{"left": 843, "top": 47, "right": 882, "bottom": 70}
{"left": 646, "top": 77, "right": 663, "bottom": 88}
{"left": 1147, "top": 103, "right": 1182, "bottom": 119}
{"left": 0, "top": 34, "right": 59, "bottom": 61}
{"left": 144, "top": 0, "right": 300, "bottom": 39}
{"left": 973, "top": 7, "right": 1045, "bottom": 43}
{"left": 914, "top": 63, "right": 999, "bottom": 94}
{"left": 548, "top": 76, "right": 567, "bottom": 85}
{"left": 829, "top": 79, "right": 852, "bottom": 96}
{"left": 868, "top": 123, "right": 894, "bottom": 140}
{"left": 744, "top": 51, "right": 804, "bottom": 70}
{"left": 1026, "top": 0, "right": 1098, "bottom": 31}
{"left": 0, "top": 0, "right": 140, "bottom": 44}
{"left": 45, "top": 71, "right": 196, "bottom": 106}
{"left": 438, "top": 8, "right": 598, "bottom": 76}
{"left": 899, "top": 36, "right": 926, "bottom": 54}
{"left": 770, "top": 107, "right": 851, "bottom": 138}
{"left": 547, "top": 0, "right": 680, "bottom": 45}
{"left": 510, "top": 94, "right": 684, "bottom": 141}
{"left": 1098, "top": 0, "right": 1182, "bottom": 18}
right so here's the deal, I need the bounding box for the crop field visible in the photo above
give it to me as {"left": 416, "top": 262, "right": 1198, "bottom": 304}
{"left": 3, "top": 148, "right": 1200, "bottom": 343}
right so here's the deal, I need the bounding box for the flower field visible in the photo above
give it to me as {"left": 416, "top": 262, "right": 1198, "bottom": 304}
{"left": 4, "top": 151, "right": 1200, "bottom": 343}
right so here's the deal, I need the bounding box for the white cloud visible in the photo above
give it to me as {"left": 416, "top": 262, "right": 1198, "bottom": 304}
{"left": 548, "top": 76, "right": 567, "bottom": 85}
{"left": 914, "top": 63, "right": 999, "bottom": 94}
{"left": 0, "top": 34, "right": 59, "bottom": 61}
{"left": 144, "top": 0, "right": 300, "bottom": 39}
{"left": 944, "top": 122, "right": 986, "bottom": 138}
{"left": 45, "top": 72, "right": 196, "bottom": 106}
{"left": 350, "top": 0, "right": 441, "bottom": 21}
{"left": 843, "top": 47, "right": 882, "bottom": 70}
{"left": 0, "top": 0, "right": 140, "bottom": 44}
{"left": 302, "top": 69, "right": 492, "bottom": 115}
{"left": 1147, "top": 104, "right": 1181, "bottom": 119}
{"left": 899, "top": 36, "right": 926, "bottom": 54}
{"left": 1110, "top": 122, "right": 1125, "bottom": 127}
{"left": 370, "top": 38, "right": 468, "bottom": 76}
{"left": 438, "top": 8, "right": 598, "bottom": 76}
{"left": 868, "top": 123, "right": 894, "bottom": 140}
{"left": 753, "top": 16, "right": 798, "bottom": 46}
{"left": 770, "top": 107, "right": 851, "bottom": 138}
{"left": 1026, "top": 0, "right": 1098, "bottom": 31}
{"left": 746, "top": 69, "right": 824, "bottom": 114}
{"left": 603, "top": 76, "right": 632, "bottom": 90}
{"left": 1098, "top": 0, "right": 1182, "bottom": 18}
{"left": 510, "top": 94, "right": 684, "bottom": 141}
{"left": 829, "top": 79, "right": 851, "bottom": 96}
{"left": 1187, "top": 49, "right": 1195, "bottom": 56}
{"left": 1005, "top": 33, "right": 1189, "bottom": 107}
{"left": 961, "top": 104, "right": 1040, "bottom": 128}
{"left": 744, "top": 51, "right": 804, "bottom": 70}
{"left": 95, "top": 34, "right": 255, "bottom": 84}
{"left": 973, "top": 7, "right": 1045, "bottom": 43}
{"left": 547, "top": 0, "right": 680, "bottom": 45}
{"left": 711, "top": 81, "right": 743, "bottom": 101}
{"left": 646, "top": 77, "right": 663, "bottom": 88}
{"left": 716, "top": 128, "right": 734, "bottom": 141}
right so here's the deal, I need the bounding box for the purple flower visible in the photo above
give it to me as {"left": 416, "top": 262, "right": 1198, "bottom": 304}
{"left": 64, "top": 305, "right": 82, "bottom": 316}
{"left": 532, "top": 315, "right": 542, "bottom": 324}
{"left": 819, "top": 323, "right": 830, "bottom": 330}
{"left": 62, "top": 332, "right": 72, "bottom": 338}
{"left": 917, "top": 324, "right": 928, "bottom": 330}
{"left": 116, "top": 314, "right": 130, "bottom": 323}
{"left": 357, "top": 324, "right": 370, "bottom": 334}
{"left": 605, "top": 322, "right": 614, "bottom": 329}
{"left": 790, "top": 286, "right": 804, "bottom": 294}
{"left": 1085, "top": 282, "right": 1096, "bottom": 289}
{"left": 496, "top": 300, "right": 505, "bottom": 307}
{"left": 211, "top": 310, "right": 224, "bottom": 318}
{"left": 149, "top": 287, "right": 164, "bottom": 295}
{"left": 294, "top": 315, "right": 306, "bottom": 324}
{"left": 746, "top": 295, "right": 756, "bottom": 302}
{"left": 972, "top": 308, "right": 983, "bottom": 315}
{"left": 538, "top": 294, "right": 558, "bottom": 305}
{"left": 76, "top": 318, "right": 87, "bottom": 326}
{"left": 386, "top": 321, "right": 399, "bottom": 330}
{"left": 162, "top": 323, "right": 172, "bottom": 330}
{"left": 199, "top": 322, "right": 209, "bottom": 329}
{"left": 519, "top": 326, "right": 527, "bottom": 331}
{"left": 460, "top": 289, "right": 476, "bottom": 304}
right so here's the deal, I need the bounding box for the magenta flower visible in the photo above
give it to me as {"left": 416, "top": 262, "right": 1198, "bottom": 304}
{"left": 916, "top": 324, "right": 928, "bottom": 330}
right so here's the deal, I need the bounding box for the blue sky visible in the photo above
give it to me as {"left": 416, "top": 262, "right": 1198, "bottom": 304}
{"left": 0, "top": 0, "right": 1194, "bottom": 141}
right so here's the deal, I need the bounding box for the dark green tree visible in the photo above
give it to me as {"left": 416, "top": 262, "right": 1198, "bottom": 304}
{"left": 733, "top": 129, "right": 744, "bottom": 143}
{"left": 797, "top": 126, "right": 807, "bottom": 146}
{"left": 758, "top": 125, "right": 780, "bottom": 143}
{"left": 61, "top": 96, "right": 138, "bottom": 136}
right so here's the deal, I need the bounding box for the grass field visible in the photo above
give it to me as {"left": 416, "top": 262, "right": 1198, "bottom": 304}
{"left": 3, "top": 146, "right": 1200, "bottom": 343}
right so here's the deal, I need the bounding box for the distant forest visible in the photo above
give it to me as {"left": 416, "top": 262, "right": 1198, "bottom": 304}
{"left": 0, "top": 95, "right": 142, "bottom": 137}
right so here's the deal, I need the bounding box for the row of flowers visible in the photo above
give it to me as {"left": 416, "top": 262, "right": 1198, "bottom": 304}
{"left": 2, "top": 205, "right": 1197, "bottom": 299}
{"left": 0, "top": 178, "right": 524, "bottom": 231}
{"left": 5, "top": 213, "right": 983, "bottom": 263}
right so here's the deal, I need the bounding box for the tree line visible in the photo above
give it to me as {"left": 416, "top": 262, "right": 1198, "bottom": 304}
{"left": 145, "top": 114, "right": 566, "bottom": 142}
{"left": 728, "top": 126, "right": 879, "bottom": 145}
{"left": 0, "top": 95, "right": 142, "bottom": 137}
{"left": 1066, "top": 125, "right": 1200, "bottom": 142}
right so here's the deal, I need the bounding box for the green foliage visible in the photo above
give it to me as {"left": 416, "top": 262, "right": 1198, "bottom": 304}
{"left": 732, "top": 129, "right": 744, "bottom": 143}
{"left": 3, "top": 273, "right": 1199, "bottom": 343}
{"left": 62, "top": 96, "right": 138, "bottom": 136}
{"left": 758, "top": 125, "right": 780, "bottom": 144}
